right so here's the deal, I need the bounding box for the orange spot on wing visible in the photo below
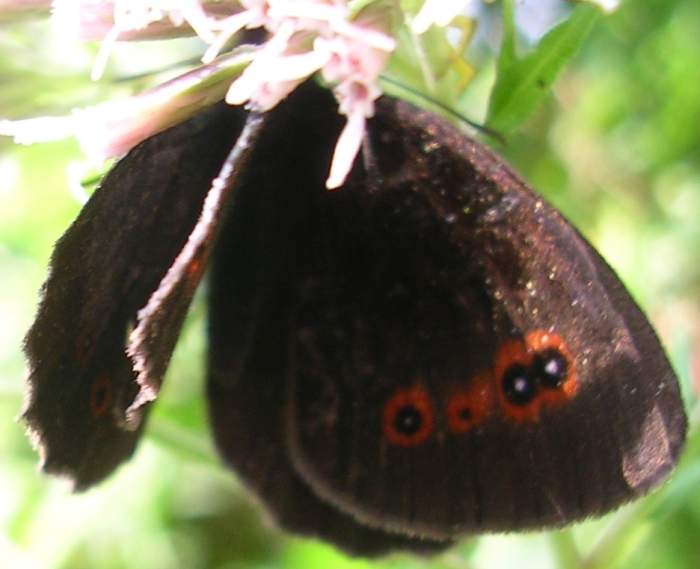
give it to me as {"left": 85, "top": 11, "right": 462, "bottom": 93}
{"left": 89, "top": 375, "right": 113, "bottom": 419}
{"left": 494, "top": 339, "right": 541, "bottom": 421}
{"left": 525, "top": 330, "right": 578, "bottom": 403}
{"left": 383, "top": 386, "right": 434, "bottom": 447}
{"left": 493, "top": 339, "right": 530, "bottom": 393}
{"left": 445, "top": 372, "right": 495, "bottom": 434}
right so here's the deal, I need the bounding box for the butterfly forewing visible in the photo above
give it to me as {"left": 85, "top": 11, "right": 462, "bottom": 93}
{"left": 23, "top": 101, "right": 250, "bottom": 489}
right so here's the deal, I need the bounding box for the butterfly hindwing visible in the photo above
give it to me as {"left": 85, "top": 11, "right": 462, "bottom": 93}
{"left": 207, "top": 81, "right": 686, "bottom": 554}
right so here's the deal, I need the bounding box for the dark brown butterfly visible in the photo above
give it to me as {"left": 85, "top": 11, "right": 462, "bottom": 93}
{"left": 23, "top": 80, "right": 687, "bottom": 556}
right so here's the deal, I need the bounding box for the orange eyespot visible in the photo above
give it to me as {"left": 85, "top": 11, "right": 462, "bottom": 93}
{"left": 493, "top": 340, "right": 531, "bottom": 399}
{"left": 494, "top": 338, "right": 541, "bottom": 421}
{"left": 383, "top": 386, "right": 434, "bottom": 447}
{"left": 89, "top": 375, "right": 113, "bottom": 419}
{"left": 445, "top": 372, "right": 495, "bottom": 434}
{"left": 494, "top": 330, "right": 577, "bottom": 422}
{"left": 525, "top": 330, "right": 578, "bottom": 404}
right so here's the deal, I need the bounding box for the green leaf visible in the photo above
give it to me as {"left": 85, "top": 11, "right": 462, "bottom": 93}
{"left": 487, "top": 1, "right": 600, "bottom": 132}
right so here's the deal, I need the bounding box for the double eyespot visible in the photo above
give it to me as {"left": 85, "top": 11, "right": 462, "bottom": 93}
{"left": 381, "top": 330, "right": 577, "bottom": 447}
{"left": 494, "top": 330, "right": 578, "bottom": 422}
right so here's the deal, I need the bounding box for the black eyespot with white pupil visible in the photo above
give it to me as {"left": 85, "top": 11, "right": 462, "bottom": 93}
{"left": 502, "top": 347, "right": 570, "bottom": 407}
{"left": 502, "top": 364, "right": 537, "bottom": 406}
{"left": 534, "top": 348, "right": 569, "bottom": 389}
{"left": 382, "top": 387, "right": 434, "bottom": 447}
{"left": 394, "top": 405, "right": 423, "bottom": 436}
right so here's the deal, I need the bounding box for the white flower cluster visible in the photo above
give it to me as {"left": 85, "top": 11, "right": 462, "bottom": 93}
{"left": 6, "top": 0, "right": 406, "bottom": 189}
{"left": 1, "top": 0, "right": 619, "bottom": 188}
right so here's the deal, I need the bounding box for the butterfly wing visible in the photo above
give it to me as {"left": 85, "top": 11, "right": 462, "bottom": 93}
{"left": 207, "top": 81, "right": 686, "bottom": 554}
{"left": 208, "top": 82, "right": 448, "bottom": 556}
{"left": 24, "top": 101, "right": 252, "bottom": 490}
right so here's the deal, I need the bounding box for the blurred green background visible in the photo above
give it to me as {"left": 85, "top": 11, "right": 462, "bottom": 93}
{"left": 1, "top": 0, "right": 699, "bottom": 568}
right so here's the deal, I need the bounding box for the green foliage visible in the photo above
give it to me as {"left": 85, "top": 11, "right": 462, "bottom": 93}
{"left": 384, "top": 15, "right": 476, "bottom": 110}
{"left": 487, "top": 1, "right": 599, "bottom": 132}
{"left": 1, "top": 1, "right": 699, "bottom": 568}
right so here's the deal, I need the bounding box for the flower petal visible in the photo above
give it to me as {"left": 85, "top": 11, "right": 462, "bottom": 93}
{"left": 326, "top": 108, "right": 365, "bottom": 189}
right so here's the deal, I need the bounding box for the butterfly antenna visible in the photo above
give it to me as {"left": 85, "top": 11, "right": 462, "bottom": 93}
{"left": 379, "top": 75, "right": 505, "bottom": 144}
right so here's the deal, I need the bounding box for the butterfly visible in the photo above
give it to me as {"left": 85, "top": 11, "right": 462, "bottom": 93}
{"left": 22, "top": 79, "right": 687, "bottom": 556}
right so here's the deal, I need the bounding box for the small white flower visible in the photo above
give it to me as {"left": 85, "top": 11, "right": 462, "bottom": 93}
{"left": 315, "top": 28, "right": 390, "bottom": 188}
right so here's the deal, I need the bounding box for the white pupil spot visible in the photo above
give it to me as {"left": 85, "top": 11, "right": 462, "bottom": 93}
{"left": 544, "top": 359, "right": 560, "bottom": 376}
{"left": 514, "top": 377, "right": 529, "bottom": 393}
